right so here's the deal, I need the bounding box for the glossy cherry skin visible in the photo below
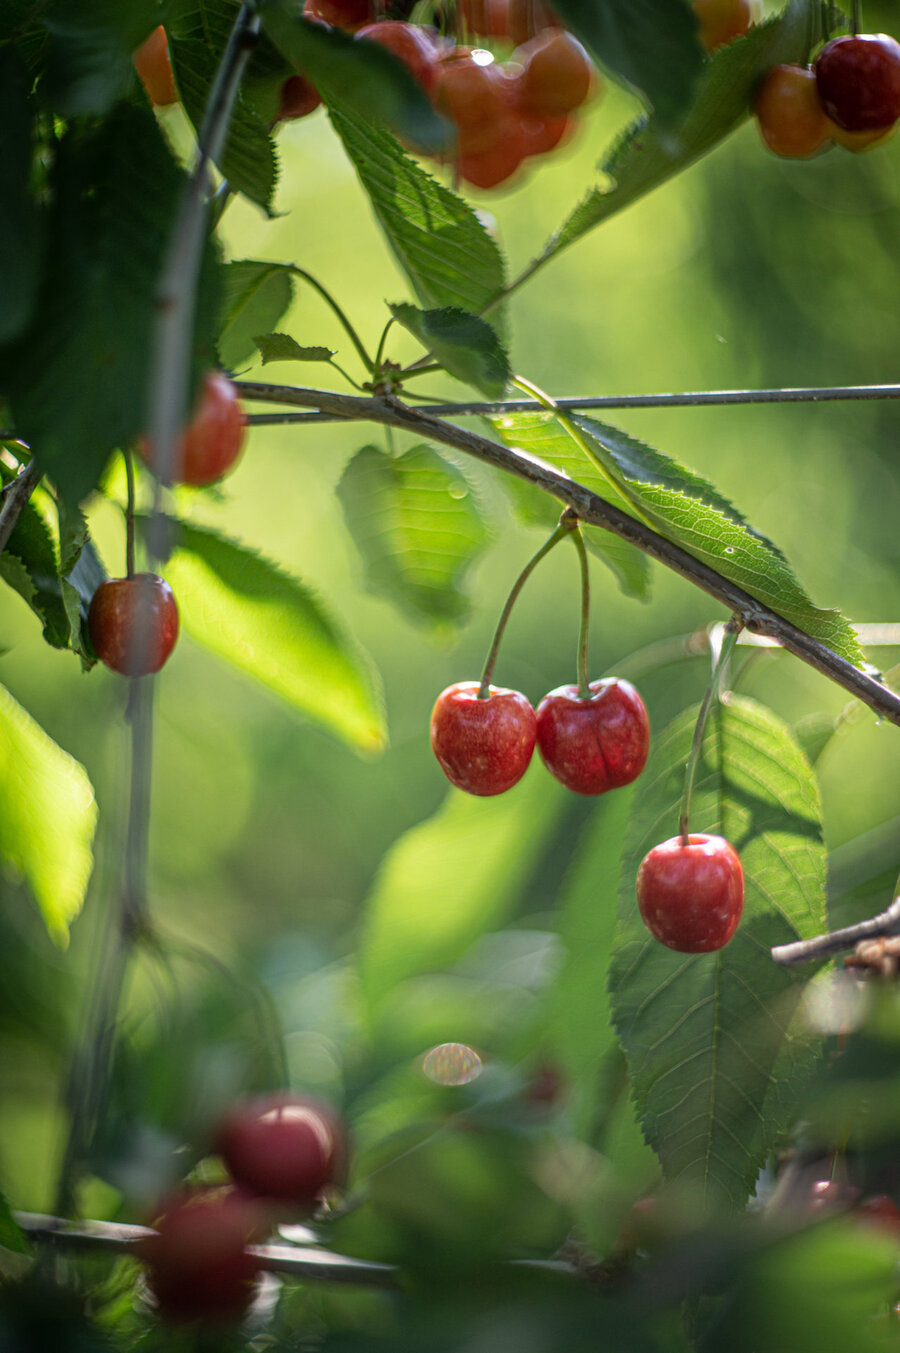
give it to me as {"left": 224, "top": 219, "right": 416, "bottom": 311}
{"left": 436, "top": 53, "right": 514, "bottom": 156}
{"left": 88, "top": 574, "right": 179, "bottom": 677}
{"left": 304, "top": 0, "right": 373, "bottom": 30}
{"left": 356, "top": 21, "right": 439, "bottom": 95}
{"left": 515, "top": 30, "right": 596, "bottom": 117}
{"left": 815, "top": 34, "right": 900, "bottom": 132}
{"left": 636, "top": 834, "right": 743, "bottom": 953}
{"left": 278, "top": 73, "right": 322, "bottom": 119}
{"left": 138, "top": 1187, "right": 269, "bottom": 1326}
{"left": 536, "top": 678, "right": 649, "bottom": 796}
{"left": 133, "top": 25, "right": 178, "bottom": 107}
{"left": 217, "top": 1094, "right": 346, "bottom": 1208}
{"left": 755, "top": 64, "right": 833, "bottom": 158}
{"left": 141, "top": 371, "right": 246, "bottom": 487}
{"left": 693, "top": 0, "right": 755, "bottom": 54}
{"left": 430, "top": 682, "right": 537, "bottom": 795}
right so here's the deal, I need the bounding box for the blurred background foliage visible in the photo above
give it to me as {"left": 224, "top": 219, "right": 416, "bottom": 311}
{"left": 2, "top": 5, "right": 900, "bottom": 1341}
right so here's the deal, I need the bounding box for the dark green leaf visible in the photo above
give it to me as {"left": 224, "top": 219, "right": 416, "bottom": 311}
{"left": 0, "top": 48, "right": 44, "bottom": 344}
{"left": 42, "top": 0, "right": 160, "bottom": 116}
{"left": 261, "top": 3, "right": 449, "bottom": 155}
{"left": 360, "top": 768, "right": 565, "bottom": 1016}
{"left": 389, "top": 304, "right": 510, "bottom": 399}
{"left": 219, "top": 260, "right": 294, "bottom": 369}
{"left": 550, "top": 0, "right": 703, "bottom": 124}
{"left": 609, "top": 697, "right": 827, "bottom": 1212}
{"left": 255, "top": 333, "right": 336, "bottom": 364}
{"left": 0, "top": 1192, "right": 27, "bottom": 1255}
{"left": 542, "top": 0, "right": 829, "bottom": 264}
{"left": 0, "top": 682, "right": 97, "bottom": 945}
{"left": 570, "top": 414, "right": 863, "bottom": 665}
{"left": 170, "top": 17, "right": 279, "bottom": 213}
{"left": 3, "top": 106, "right": 222, "bottom": 505}
{"left": 490, "top": 411, "right": 650, "bottom": 600}
{"left": 328, "top": 102, "right": 507, "bottom": 319}
{"left": 164, "top": 521, "right": 387, "bottom": 754}
{"left": 338, "top": 443, "right": 492, "bottom": 628}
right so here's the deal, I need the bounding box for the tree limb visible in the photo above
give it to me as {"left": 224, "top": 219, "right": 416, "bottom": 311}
{"left": 235, "top": 381, "right": 900, "bottom": 729}
{"left": 770, "top": 896, "right": 900, "bottom": 968}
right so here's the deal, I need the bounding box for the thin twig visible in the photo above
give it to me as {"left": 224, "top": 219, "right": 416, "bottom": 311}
{"left": 14, "top": 1213, "right": 400, "bottom": 1289}
{"left": 234, "top": 382, "right": 900, "bottom": 728}
{"left": 239, "top": 382, "right": 900, "bottom": 427}
{"left": 771, "top": 896, "right": 900, "bottom": 968}
{"left": 0, "top": 458, "right": 42, "bottom": 553}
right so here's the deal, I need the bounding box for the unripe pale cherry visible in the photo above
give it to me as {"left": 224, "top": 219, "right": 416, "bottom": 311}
{"left": 693, "top": 0, "right": 756, "bottom": 54}
{"left": 815, "top": 34, "right": 900, "bottom": 132}
{"left": 430, "top": 682, "right": 537, "bottom": 795}
{"left": 88, "top": 574, "right": 179, "bottom": 677}
{"left": 536, "top": 678, "right": 649, "bottom": 796}
{"left": 754, "top": 65, "right": 833, "bottom": 159}
{"left": 636, "top": 833, "right": 743, "bottom": 953}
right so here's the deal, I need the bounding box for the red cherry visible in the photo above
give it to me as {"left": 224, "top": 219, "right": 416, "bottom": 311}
{"left": 461, "top": 0, "right": 511, "bottom": 39}
{"left": 508, "top": 0, "right": 557, "bottom": 47}
{"left": 458, "top": 134, "right": 527, "bottom": 188}
{"left": 515, "top": 30, "right": 596, "bottom": 117}
{"left": 140, "top": 371, "right": 246, "bottom": 487}
{"left": 430, "top": 681, "right": 537, "bottom": 795}
{"left": 138, "top": 1187, "right": 269, "bottom": 1326}
{"left": 278, "top": 73, "right": 322, "bottom": 120}
{"left": 304, "top": 0, "right": 373, "bottom": 31}
{"left": 815, "top": 34, "right": 900, "bottom": 132}
{"left": 356, "top": 21, "right": 440, "bottom": 95}
{"left": 436, "top": 52, "right": 516, "bottom": 156}
{"left": 133, "top": 25, "right": 178, "bottom": 107}
{"left": 535, "top": 678, "right": 649, "bottom": 796}
{"left": 217, "top": 1094, "right": 346, "bottom": 1207}
{"left": 636, "top": 834, "right": 743, "bottom": 953}
{"left": 754, "top": 64, "right": 833, "bottom": 158}
{"left": 88, "top": 574, "right": 179, "bottom": 677}
{"left": 692, "top": 0, "right": 755, "bottom": 54}
{"left": 858, "top": 1194, "right": 900, "bottom": 1234}
{"left": 518, "top": 111, "right": 570, "bottom": 157}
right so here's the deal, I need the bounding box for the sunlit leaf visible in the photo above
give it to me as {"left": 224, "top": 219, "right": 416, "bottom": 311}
{"left": 0, "top": 683, "right": 97, "bottom": 945}
{"left": 328, "top": 102, "right": 507, "bottom": 320}
{"left": 165, "top": 521, "right": 386, "bottom": 755}
{"left": 255, "top": 333, "right": 335, "bottom": 364}
{"left": 389, "top": 304, "right": 510, "bottom": 399}
{"left": 360, "top": 768, "right": 565, "bottom": 1016}
{"left": 609, "top": 696, "right": 827, "bottom": 1212}
{"left": 338, "top": 443, "right": 492, "bottom": 628}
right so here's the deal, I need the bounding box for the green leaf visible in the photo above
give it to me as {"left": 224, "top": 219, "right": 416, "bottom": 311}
{"left": 608, "top": 696, "right": 827, "bottom": 1212}
{"left": 170, "top": 17, "right": 279, "bottom": 214}
{"left": 542, "top": 0, "right": 828, "bottom": 265}
{"left": 490, "top": 411, "right": 650, "bottom": 600}
{"left": 550, "top": 0, "right": 703, "bottom": 124}
{"left": 260, "top": 3, "right": 449, "bottom": 155}
{"left": 0, "top": 1191, "right": 27, "bottom": 1255}
{"left": 389, "top": 304, "right": 510, "bottom": 400}
{"left": 360, "top": 768, "right": 565, "bottom": 1017}
{"left": 255, "top": 333, "right": 336, "bottom": 364}
{"left": 3, "top": 106, "right": 222, "bottom": 505}
{"left": 42, "top": 0, "right": 160, "bottom": 116}
{"left": 218, "top": 260, "right": 295, "bottom": 370}
{"left": 0, "top": 48, "right": 44, "bottom": 344}
{"left": 328, "top": 101, "right": 507, "bottom": 319}
{"left": 337, "top": 443, "right": 492, "bottom": 628}
{"left": 570, "top": 414, "right": 863, "bottom": 665}
{"left": 0, "top": 683, "right": 97, "bottom": 945}
{"left": 164, "top": 521, "right": 386, "bottom": 755}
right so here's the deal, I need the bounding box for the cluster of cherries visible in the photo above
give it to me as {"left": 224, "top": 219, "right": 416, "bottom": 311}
{"left": 87, "top": 371, "right": 246, "bottom": 678}
{"left": 138, "top": 1092, "right": 345, "bottom": 1325}
{"left": 755, "top": 32, "right": 900, "bottom": 159}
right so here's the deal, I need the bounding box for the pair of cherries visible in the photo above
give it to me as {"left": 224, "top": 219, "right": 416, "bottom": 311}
{"left": 430, "top": 676, "right": 650, "bottom": 797}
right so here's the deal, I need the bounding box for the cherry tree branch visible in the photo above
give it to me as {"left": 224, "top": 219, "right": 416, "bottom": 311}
{"left": 771, "top": 896, "right": 900, "bottom": 968}
{"left": 235, "top": 381, "right": 900, "bottom": 729}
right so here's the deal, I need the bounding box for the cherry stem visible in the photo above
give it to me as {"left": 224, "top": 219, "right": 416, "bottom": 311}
{"left": 290, "top": 266, "right": 376, "bottom": 375}
{"left": 373, "top": 317, "right": 396, "bottom": 378}
{"left": 678, "top": 618, "right": 742, "bottom": 846}
{"left": 571, "top": 525, "right": 591, "bottom": 699}
{"left": 477, "top": 514, "right": 575, "bottom": 698}
{"left": 851, "top": 0, "right": 861, "bottom": 36}
{"left": 124, "top": 450, "right": 136, "bottom": 579}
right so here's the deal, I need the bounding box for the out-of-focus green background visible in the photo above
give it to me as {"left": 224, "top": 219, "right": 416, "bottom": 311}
{"left": 2, "top": 0, "right": 900, "bottom": 1225}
